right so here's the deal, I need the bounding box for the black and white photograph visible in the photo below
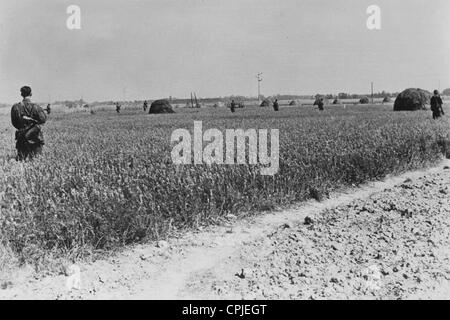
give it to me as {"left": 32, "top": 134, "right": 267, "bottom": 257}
{"left": 0, "top": 0, "right": 450, "bottom": 305}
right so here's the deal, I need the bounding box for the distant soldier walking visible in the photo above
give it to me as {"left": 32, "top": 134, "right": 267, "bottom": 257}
{"left": 318, "top": 98, "right": 324, "bottom": 111}
{"left": 430, "top": 90, "right": 444, "bottom": 119}
{"left": 46, "top": 103, "right": 51, "bottom": 114}
{"left": 11, "top": 86, "right": 47, "bottom": 161}
{"left": 143, "top": 100, "right": 148, "bottom": 112}
{"left": 230, "top": 100, "right": 236, "bottom": 113}
{"left": 116, "top": 102, "right": 121, "bottom": 113}
{"left": 273, "top": 99, "right": 279, "bottom": 111}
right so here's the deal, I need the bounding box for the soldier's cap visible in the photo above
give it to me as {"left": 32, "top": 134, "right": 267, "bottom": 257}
{"left": 20, "top": 86, "right": 32, "bottom": 97}
{"left": 434, "top": 90, "right": 439, "bottom": 95}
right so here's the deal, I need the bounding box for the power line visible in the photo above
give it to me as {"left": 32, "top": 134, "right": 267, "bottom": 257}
{"left": 371, "top": 82, "right": 374, "bottom": 104}
{"left": 256, "top": 73, "right": 263, "bottom": 102}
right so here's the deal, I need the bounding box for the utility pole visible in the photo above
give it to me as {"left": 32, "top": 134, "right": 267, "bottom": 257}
{"left": 194, "top": 92, "right": 199, "bottom": 108}
{"left": 256, "top": 73, "right": 263, "bottom": 102}
{"left": 371, "top": 82, "right": 374, "bottom": 104}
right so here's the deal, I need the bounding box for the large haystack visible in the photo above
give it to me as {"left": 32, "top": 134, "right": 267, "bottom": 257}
{"left": 289, "top": 100, "right": 297, "bottom": 106}
{"left": 260, "top": 99, "right": 271, "bottom": 107}
{"left": 149, "top": 99, "right": 175, "bottom": 114}
{"left": 394, "top": 88, "right": 431, "bottom": 111}
{"left": 359, "top": 97, "right": 370, "bottom": 104}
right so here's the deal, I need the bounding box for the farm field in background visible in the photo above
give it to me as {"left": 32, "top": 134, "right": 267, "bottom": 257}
{"left": 0, "top": 104, "right": 449, "bottom": 270}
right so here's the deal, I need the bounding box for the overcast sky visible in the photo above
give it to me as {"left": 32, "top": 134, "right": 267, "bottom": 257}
{"left": 0, "top": 0, "right": 449, "bottom": 103}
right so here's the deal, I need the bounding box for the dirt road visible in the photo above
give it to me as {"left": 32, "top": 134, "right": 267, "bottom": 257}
{"left": 1, "top": 160, "right": 449, "bottom": 300}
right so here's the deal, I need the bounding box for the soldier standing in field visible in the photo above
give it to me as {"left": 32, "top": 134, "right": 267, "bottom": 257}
{"left": 430, "top": 90, "right": 444, "bottom": 119}
{"left": 143, "top": 100, "right": 148, "bottom": 112}
{"left": 11, "top": 86, "right": 47, "bottom": 161}
{"left": 318, "top": 98, "right": 324, "bottom": 111}
{"left": 273, "top": 99, "right": 279, "bottom": 111}
{"left": 116, "top": 102, "right": 121, "bottom": 113}
{"left": 230, "top": 99, "right": 236, "bottom": 113}
{"left": 46, "top": 103, "right": 51, "bottom": 114}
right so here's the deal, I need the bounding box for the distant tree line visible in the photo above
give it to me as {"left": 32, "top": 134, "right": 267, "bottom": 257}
{"left": 50, "top": 89, "right": 446, "bottom": 108}
{"left": 54, "top": 99, "right": 86, "bottom": 108}
{"left": 334, "top": 91, "right": 398, "bottom": 99}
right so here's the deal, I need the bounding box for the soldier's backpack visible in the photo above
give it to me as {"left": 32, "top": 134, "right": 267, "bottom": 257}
{"left": 16, "top": 102, "right": 41, "bottom": 144}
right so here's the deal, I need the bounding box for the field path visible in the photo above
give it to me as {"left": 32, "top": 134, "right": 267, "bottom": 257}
{"left": 1, "top": 160, "right": 450, "bottom": 300}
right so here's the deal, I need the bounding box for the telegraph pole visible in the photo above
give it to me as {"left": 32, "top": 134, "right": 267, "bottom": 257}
{"left": 256, "top": 73, "right": 263, "bottom": 102}
{"left": 371, "top": 82, "right": 374, "bottom": 104}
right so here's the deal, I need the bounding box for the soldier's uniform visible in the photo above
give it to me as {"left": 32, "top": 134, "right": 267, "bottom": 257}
{"left": 273, "top": 100, "right": 279, "bottom": 111}
{"left": 11, "top": 97, "right": 47, "bottom": 161}
{"left": 143, "top": 101, "right": 148, "bottom": 111}
{"left": 318, "top": 99, "right": 324, "bottom": 111}
{"left": 116, "top": 103, "right": 121, "bottom": 113}
{"left": 230, "top": 100, "right": 236, "bottom": 113}
{"left": 431, "top": 95, "right": 444, "bottom": 119}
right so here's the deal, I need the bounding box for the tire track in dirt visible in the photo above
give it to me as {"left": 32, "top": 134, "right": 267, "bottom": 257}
{"left": 1, "top": 160, "right": 449, "bottom": 300}
{"left": 203, "top": 164, "right": 450, "bottom": 300}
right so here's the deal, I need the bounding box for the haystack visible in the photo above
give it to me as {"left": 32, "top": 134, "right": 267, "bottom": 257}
{"left": 289, "top": 100, "right": 297, "bottom": 106}
{"left": 359, "top": 97, "right": 370, "bottom": 104}
{"left": 382, "top": 96, "right": 391, "bottom": 103}
{"left": 394, "top": 88, "right": 431, "bottom": 111}
{"left": 149, "top": 99, "right": 175, "bottom": 114}
{"left": 260, "top": 99, "right": 271, "bottom": 107}
{"left": 332, "top": 99, "right": 340, "bottom": 105}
